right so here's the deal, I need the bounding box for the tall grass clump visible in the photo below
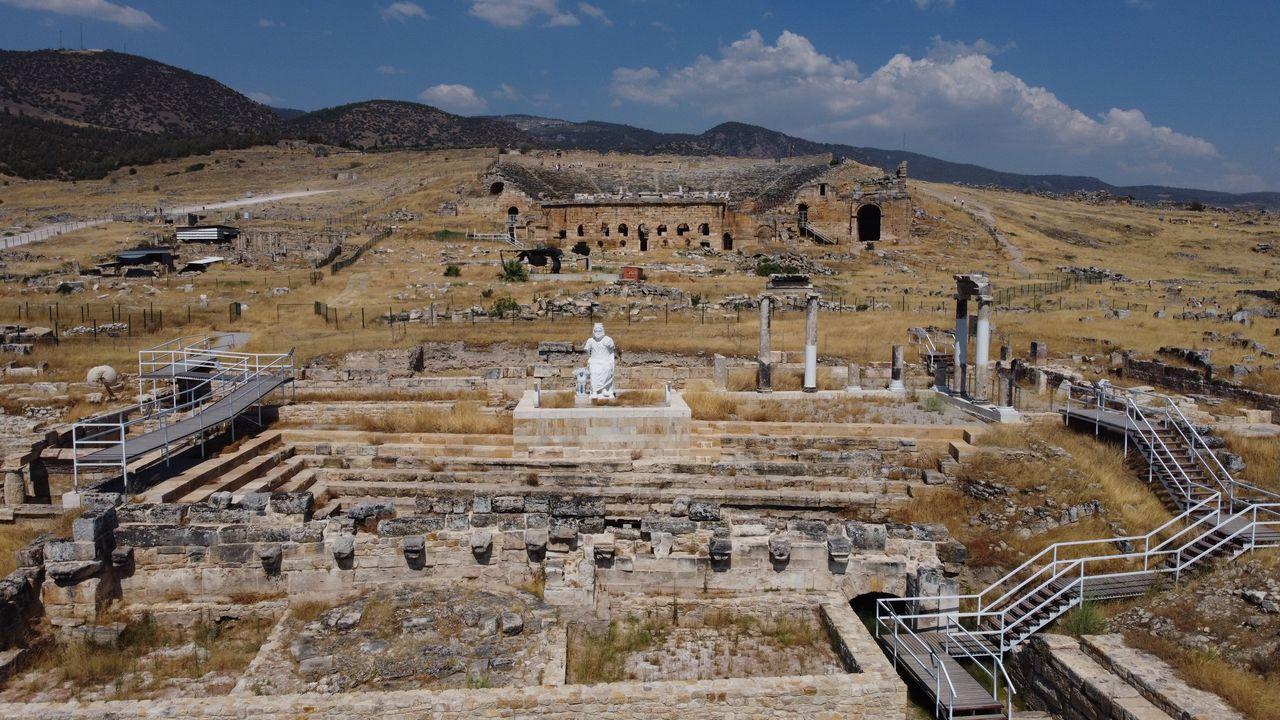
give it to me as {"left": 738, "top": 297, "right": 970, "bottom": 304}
{"left": 347, "top": 402, "right": 512, "bottom": 435}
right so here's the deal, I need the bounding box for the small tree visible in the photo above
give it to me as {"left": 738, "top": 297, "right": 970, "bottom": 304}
{"left": 499, "top": 259, "right": 528, "bottom": 282}
{"left": 489, "top": 296, "right": 520, "bottom": 317}
{"left": 444, "top": 264, "right": 461, "bottom": 277}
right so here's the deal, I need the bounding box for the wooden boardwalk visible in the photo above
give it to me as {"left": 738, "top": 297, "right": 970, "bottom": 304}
{"left": 878, "top": 628, "right": 1006, "bottom": 718}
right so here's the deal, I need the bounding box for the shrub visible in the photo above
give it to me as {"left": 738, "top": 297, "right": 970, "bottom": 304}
{"left": 499, "top": 258, "right": 529, "bottom": 282}
{"left": 755, "top": 259, "right": 798, "bottom": 276}
{"left": 489, "top": 296, "right": 520, "bottom": 317}
{"left": 1061, "top": 600, "right": 1106, "bottom": 636}
{"left": 184, "top": 163, "right": 206, "bottom": 173}
{"left": 444, "top": 264, "right": 461, "bottom": 277}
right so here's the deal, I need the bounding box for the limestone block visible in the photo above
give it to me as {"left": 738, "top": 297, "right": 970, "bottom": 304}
{"left": 46, "top": 560, "right": 102, "bottom": 583}
{"left": 270, "top": 491, "right": 314, "bottom": 517}
{"left": 846, "top": 522, "right": 887, "bottom": 551}
{"left": 470, "top": 530, "right": 493, "bottom": 556}
{"left": 44, "top": 540, "right": 98, "bottom": 563}
{"left": 71, "top": 507, "right": 117, "bottom": 543}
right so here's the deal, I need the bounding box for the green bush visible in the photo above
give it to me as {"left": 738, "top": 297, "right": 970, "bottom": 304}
{"left": 755, "top": 259, "right": 798, "bottom": 277}
{"left": 444, "top": 264, "right": 461, "bottom": 277}
{"left": 499, "top": 259, "right": 528, "bottom": 282}
{"left": 1061, "top": 600, "right": 1106, "bottom": 637}
{"left": 489, "top": 296, "right": 520, "bottom": 317}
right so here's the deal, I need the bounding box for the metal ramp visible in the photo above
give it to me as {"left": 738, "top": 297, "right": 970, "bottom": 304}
{"left": 798, "top": 221, "right": 836, "bottom": 245}
{"left": 72, "top": 335, "right": 293, "bottom": 492}
{"left": 875, "top": 383, "right": 1280, "bottom": 718}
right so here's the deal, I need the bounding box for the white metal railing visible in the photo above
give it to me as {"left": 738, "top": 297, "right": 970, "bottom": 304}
{"left": 875, "top": 382, "right": 1280, "bottom": 718}
{"left": 72, "top": 336, "right": 293, "bottom": 493}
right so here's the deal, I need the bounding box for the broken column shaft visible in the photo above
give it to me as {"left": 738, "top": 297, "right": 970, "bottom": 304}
{"left": 973, "top": 299, "right": 992, "bottom": 401}
{"left": 757, "top": 295, "right": 772, "bottom": 393}
{"left": 953, "top": 297, "right": 968, "bottom": 396}
{"left": 803, "top": 294, "right": 819, "bottom": 393}
{"left": 889, "top": 344, "right": 905, "bottom": 391}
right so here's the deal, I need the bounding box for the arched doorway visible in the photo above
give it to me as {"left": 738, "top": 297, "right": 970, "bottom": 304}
{"left": 489, "top": 181, "right": 504, "bottom": 195}
{"left": 618, "top": 223, "right": 629, "bottom": 237}
{"left": 638, "top": 224, "right": 649, "bottom": 252}
{"left": 721, "top": 233, "right": 733, "bottom": 251}
{"left": 797, "top": 203, "right": 809, "bottom": 226}
{"left": 755, "top": 225, "right": 775, "bottom": 243}
{"left": 676, "top": 223, "right": 689, "bottom": 237}
{"left": 576, "top": 224, "right": 585, "bottom": 237}
{"left": 850, "top": 592, "right": 898, "bottom": 631}
{"left": 699, "top": 223, "right": 710, "bottom": 236}
{"left": 856, "top": 204, "right": 881, "bottom": 242}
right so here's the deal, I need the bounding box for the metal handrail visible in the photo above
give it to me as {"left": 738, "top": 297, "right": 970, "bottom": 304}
{"left": 875, "top": 603, "right": 958, "bottom": 717}
{"left": 876, "top": 382, "right": 1280, "bottom": 716}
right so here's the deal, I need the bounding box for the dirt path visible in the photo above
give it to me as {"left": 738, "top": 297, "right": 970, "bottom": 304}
{"left": 3, "top": 189, "right": 340, "bottom": 250}
{"left": 916, "top": 185, "right": 1032, "bottom": 277}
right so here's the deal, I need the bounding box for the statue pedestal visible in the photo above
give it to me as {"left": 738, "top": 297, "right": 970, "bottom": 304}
{"left": 514, "top": 391, "right": 691, "bottom": 460}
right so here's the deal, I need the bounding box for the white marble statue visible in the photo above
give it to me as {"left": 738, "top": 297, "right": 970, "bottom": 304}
{"left": 573, "top": 366, "right": 590, "bottom": 396}
{"left": 583, "top": 322, "right": 618, "bottom": 399}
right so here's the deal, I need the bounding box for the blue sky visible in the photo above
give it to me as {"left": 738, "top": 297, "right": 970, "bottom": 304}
{"left": 1, "top": 0, "right": 1277, "bottom": 192}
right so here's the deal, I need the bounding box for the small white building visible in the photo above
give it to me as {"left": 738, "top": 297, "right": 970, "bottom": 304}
{"left": 175, "top": 225, "right": 240, "bottom": 243}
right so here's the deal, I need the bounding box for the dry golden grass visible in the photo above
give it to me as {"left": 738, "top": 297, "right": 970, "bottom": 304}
{"left": 684, "top": 391, "right": 892, "bottom": 423}
{"left": 1125, "top": 631, "right": 1280, "bottom": 720}
{"left": 345, "top": 402, "right": 512, "bottom": 435}
{"left": 358, "top": 598, "right": 399, "bottom": 640}
{"left": 290, "top": 387, "right": 487, "bottom": 403}
{"left": 726, "top": 367, "right": 841, "bottom": 392}
{"left": 894, "top": 423, "right": 1172, "bottom": 570}
{"left": 288, "top": 599, "right": 331, "bottom": 623}
{"left": 1225, "top": 433, "right": 1280, "bottom": 494}
{"left": 0, "top": 510, "right": 78, "bottom": 577}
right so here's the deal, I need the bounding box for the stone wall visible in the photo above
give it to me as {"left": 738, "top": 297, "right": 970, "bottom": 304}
{"left": 1122, "top": 356, "right": 1280, "bottom": 412}
{"left": 0, "top": 671, "right": 902, "bottom": 719}
{"left": 1012, "top": 634, "right": 1176, "bottom": 720}
{"left": 542, "top": 201, "right": 732, "bottom": 253}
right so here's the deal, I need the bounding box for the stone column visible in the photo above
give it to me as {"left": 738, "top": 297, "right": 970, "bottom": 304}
{"left": 973, "top": 299, "right": 992, "bottom": 401}
{"left": 713, "top": 354, "right": 729, "bottom": 390}
{"left": 889, "top": 345, "right": 905, "bottom": 391}
{"left": 4, "top": 470, "right": 25, "bottom": 507}
{"left": 846, "top": 363, "right": 861, "bottom": 391}
{"left": 803, "top": 294, "right": 819, "bottom": 393}
{"left": 757, "top": 296, "right": 772, "bottom": 393}
{"left": 953, "top": 297, "right": 968, "bottom": 396}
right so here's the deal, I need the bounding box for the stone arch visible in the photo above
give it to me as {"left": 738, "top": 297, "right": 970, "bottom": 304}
{"left": 755, "top": 225, "right": 776, "bottom": 243}
{"left": 699, "top": 223, "right": 710, "bottom": 236}
{"left": 601, "top": 223, "right": 610, "bottom": 237}
{"left": 507, "top": 206, "right": 519, "bottom": 216}
{"left": 676, "top": 223, "right": 690, "bottom": 236}
{"left": 849, "top": 591, "right": 898, "bottom": 625}
{"left": 856, "top": 204, "right": 882, "bottom": 242}
{"left": 618, "top": 223, "right": 629, "bottom": 237}
{"left": 721, "top": 233, "right": 733, "bottom": 251}
{"left": 619, "top": 239, "right": 627, "bottom": 248}
{"left": 797, "top": 203, "right": 809, "bottom": 226}
{"left": 557, "top": 229, "right": 567, "bottom": 239}
{"left": 657, "top": 224, "right": 667, "bottom": 236}
{"left": 576, "top": 224, "right": 585, "bottom": 237}
{"left": 489, "top": 181, "right": 504, "bottom": 195}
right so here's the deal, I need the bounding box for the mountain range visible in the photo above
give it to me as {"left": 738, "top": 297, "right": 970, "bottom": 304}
{"left": 0, "top": 48, "right": 1275, "bottom": 209}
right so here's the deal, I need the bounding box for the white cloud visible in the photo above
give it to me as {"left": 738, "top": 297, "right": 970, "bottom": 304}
{"left": 469, "top": 0, "right": 579, "bottom": 28}
{"left": 376, "top": 64, "right": 406, "bottom": 75}
{"left": 247, "top": 91, "right": 284, "bottom": 105}
{"left": 577, "top": 2, "right": 611, "bottom": 25}
{"left": 495, "top": 83, "right": 521, "bottom": 101}
{"left": 257, "top": 18, "right": 278, "bottom": 28}
{"left": 610, "top": 30, "right": 1234, "bottom": 187}
{"left": 379, "top": 2, "right": 428, "bottom": 22}
{"left": 914, "top": 0, "right": 956, "bottom": 8}
{"left": 419, "top": 83, "right": 488, "bottom": 113}
{"left": 0, "top": 0, "right": 162, "bottom": 29}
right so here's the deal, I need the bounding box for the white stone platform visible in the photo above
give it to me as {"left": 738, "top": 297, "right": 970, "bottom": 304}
{"left": 513, "top": 390, "right": 691, "bottom": 459}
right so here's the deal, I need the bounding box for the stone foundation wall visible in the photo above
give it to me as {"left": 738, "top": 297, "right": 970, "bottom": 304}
{"left": 1011, "top": 634, "right": 1174, "bottom": 720}
{"left": 513, "top": 392, "right": 692, "bottom": 458}
{"left": 1122, "top": 356, "right": 1280, "bottom": 412}
{"left": 0, "top": 671, "right": 902, "bottom": 719}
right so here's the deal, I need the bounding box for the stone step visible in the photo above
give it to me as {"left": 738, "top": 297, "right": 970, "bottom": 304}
{"left": 232, "top": 454, "right": 308, "bottom": 502}
{"left": 144, "top": 432, "right": 283, "bottom": 504}
{"left": 175, "top": 446, "right": 292, "bottom": 504}
{"left": 275, "top": 467, "right": 317, "bottom": 494}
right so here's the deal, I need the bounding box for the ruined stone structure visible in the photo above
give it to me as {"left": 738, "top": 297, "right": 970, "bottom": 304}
{"left": 471, "top": 152, "right": 911, "bottom": 253}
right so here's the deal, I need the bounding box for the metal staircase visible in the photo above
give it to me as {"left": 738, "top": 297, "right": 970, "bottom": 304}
{"left": 72, "top": 335, "right": 294, "bottom": 493}
{"left": 874, "top": 383, "right": 1280, "bottom": 718}
{"left": 798, "top": 221, "right": 837, "bottom": 245}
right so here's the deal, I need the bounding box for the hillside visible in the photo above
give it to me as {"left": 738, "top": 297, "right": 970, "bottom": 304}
{"left": 290, "top": 100, "right": 529, "bottom": 151}
{"left": 0, "top": 49, "right": 281, "bottom": 136}
{"left": 503, "top": 115, "right": 1280, "bottom": 209}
